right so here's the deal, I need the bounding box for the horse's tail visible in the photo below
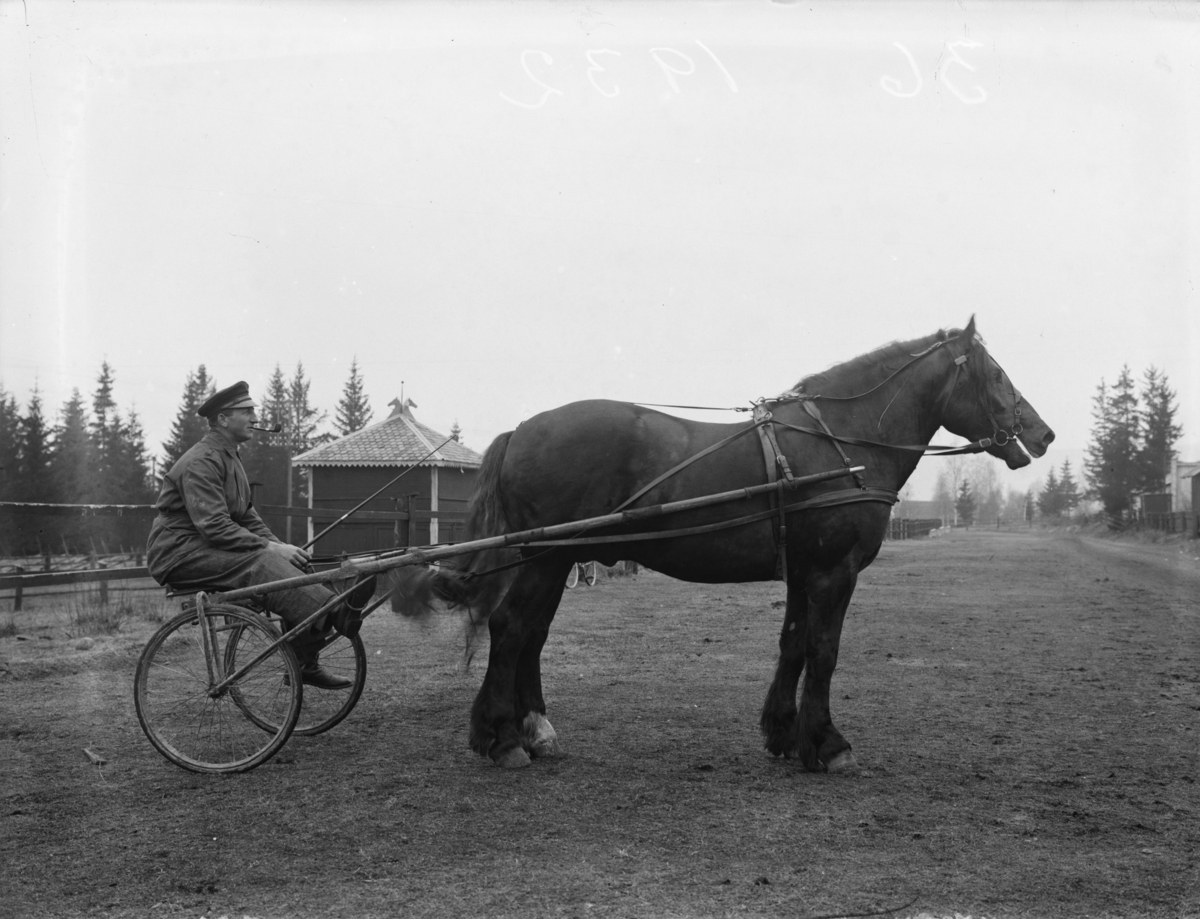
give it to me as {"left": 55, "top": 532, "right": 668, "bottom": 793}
{"left": 389, "top": 431, "right": 519, "bottom": 653}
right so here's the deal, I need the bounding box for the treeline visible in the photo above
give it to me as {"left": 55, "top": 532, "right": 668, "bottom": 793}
{"left": 1083, "top": 366, "right": 1181, "bottom": 520}
{"left": 0, "top": 362, "right": 155, "bottom": 555}
{"left": 946, "top": 365, "right": 1182, "bottom": 528}
{"left": 0, "top": 357, "right": 383, "bottom": 556}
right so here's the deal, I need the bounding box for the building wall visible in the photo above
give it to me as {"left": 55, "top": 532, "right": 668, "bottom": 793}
{"left": 306, "top": 465, "right": 478, "bottom": 556}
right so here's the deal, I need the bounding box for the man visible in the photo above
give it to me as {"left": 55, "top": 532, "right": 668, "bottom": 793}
{"left": 147, "top": 381, "right": 374, "bottom": 689}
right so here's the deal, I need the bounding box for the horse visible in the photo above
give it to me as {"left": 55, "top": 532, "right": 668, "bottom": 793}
{"left": 425, "top": 317, "right": 1054, "bottom": 771}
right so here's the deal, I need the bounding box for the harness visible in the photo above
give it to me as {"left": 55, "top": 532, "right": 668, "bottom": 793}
{"left": 462, "top": 331, "right": 1027, "bottom": 584}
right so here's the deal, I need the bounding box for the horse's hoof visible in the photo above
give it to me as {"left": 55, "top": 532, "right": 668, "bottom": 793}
{"left": 494, "top": 746, "right": 532, "bottom": 769}
{"left": 521, "top": 712, "right": 562, "bottom": 759}
{"left": 824, "top": 750, "right": 860, "bottom": 774}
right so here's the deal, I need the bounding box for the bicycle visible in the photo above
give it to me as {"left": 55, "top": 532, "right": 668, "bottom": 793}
{"left": 133, "top": 580, "right": 370, "bottom": 774}
{"left": 564, "top": 561, "right": 599, "bottom": 589}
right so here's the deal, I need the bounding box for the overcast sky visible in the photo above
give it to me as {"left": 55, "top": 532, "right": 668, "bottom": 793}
{"left": 2, "top": 0, "right": 1197, "bottom": 501}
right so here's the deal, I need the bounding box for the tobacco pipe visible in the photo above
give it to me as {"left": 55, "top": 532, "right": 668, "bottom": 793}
{"left": 250, "top": 423, "right": 283, "bottom": 433}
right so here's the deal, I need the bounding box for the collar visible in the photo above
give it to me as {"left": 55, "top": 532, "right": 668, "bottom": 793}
{"left": 204, "top": 428, "right": 241, "bottom": 457}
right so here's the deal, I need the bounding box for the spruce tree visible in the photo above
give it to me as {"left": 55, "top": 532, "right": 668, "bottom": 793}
{"left": 1084, "top": 368, "right": 1140, "bottom": 519}
{"left": 955, "top": 479, "right": 976, "bottom": 527}
{"left": 49, "top": 390, "right": 92, "bottom": 553}
{"left": 334, "top": 357, "right": 373, "bottom": 436}
{"left": 286, "top": 361, "right": 327, "bottom": 455}
{"left": 1038, "top": 467, "right": 1062, "bottom": 518}
{"left": 0, "top": 384, "right": 20, "bottom": 503}
{"left": 90, "top": 361, "right": 117, "bottom": 469}
{"left": 17, "top": 387, "right": 54, "bottom": 503}
{"left": 162, "top": 365, "right": 216, "bottom": 467}
{"left": 260, "top": 364, "right": 291, "bottom": 449}
{"left": 1058, "top": 458, "right": 1080, "bottom": 516}
{"left": 1138, "top": 367, "right": 1181, "bottom": 493}
{"left": 0, "top": 385, "right": 18, "bottom": 552}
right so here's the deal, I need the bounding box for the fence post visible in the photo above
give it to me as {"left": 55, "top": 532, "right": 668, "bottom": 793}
{"left": 13, "top": 566, "right": 23, "bottom": 613}
{"left": 98, "top": 563, "right": 108, "bottom": 606}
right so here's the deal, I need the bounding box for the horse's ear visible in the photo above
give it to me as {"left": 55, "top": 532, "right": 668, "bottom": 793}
{"left": 964, "top": 315, "right": 977, "bottom": 346}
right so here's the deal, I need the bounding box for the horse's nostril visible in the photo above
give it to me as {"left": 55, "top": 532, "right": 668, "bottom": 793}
{"left": 1043, "top": 430, "right": 1056, "bottom": 445}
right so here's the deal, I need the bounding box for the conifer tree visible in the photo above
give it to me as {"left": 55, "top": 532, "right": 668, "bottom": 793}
{"left": 1058, "top": 458, "right": 1080, "bottom": 516}
{"left": 334, "top": 357, "right": 373, "bottom": 436}
{"left": 0, "top": 384, "right": 20, "bottom": 504}
{"left": 955, "top": 479, "right": 976, "bottom": 527}
{"left": 1038, "top": 467, "right": 1062, "bottom": 518}
{"left": 0, "top": 385, "right": 18, "bottom": 551}
{"left": 286, "top": 361, "right": 327, "bottom": 455}
{"left": 1084, "top": 368, "right": 1140, "bottom": 519}
{"left": 51, "top": 390, "right": 90, "bottom": 503}
{"left": 90, "top": 361, "right": 117, "bottom": 468}
{"left": 1137, "top": 367, "right": 1181, "bottom": 493}
{"left": 49, "top": 390, "right": 92, "bottom": 552}
{"left": 450, "top": 420, "right": 462, "bottom": 443}
{"left": 17, "top": 386, "right": 54, "bottom": 503}
{"left": 162, "top": 365, "right": 216, "bottom": 467}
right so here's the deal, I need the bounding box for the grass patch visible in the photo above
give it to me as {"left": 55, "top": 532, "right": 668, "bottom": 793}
{"left": 65, "top": 585, "right": 172, "bottom": 637}
{"left": 0, "top": 616, "right": 16, "bottom": 638}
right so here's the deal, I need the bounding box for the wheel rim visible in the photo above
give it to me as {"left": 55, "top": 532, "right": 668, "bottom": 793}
{"left": 134, "top": 608, "right": 301, "bottom": 773}
{"left": 229, "top": 627, "right": 366, "bottom": 736}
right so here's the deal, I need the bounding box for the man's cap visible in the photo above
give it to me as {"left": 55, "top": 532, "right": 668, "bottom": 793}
{"left": 197, "top": 381, "right": 256, "bottom": 418}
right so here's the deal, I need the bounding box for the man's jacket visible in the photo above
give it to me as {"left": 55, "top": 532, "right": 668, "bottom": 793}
{"left": 146, "top": 431, "right": 279, "bottom": 582}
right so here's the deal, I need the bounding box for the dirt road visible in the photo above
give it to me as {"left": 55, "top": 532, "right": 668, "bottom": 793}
{"left": 1, "top": 529, "right": 1197, "bottom": 918}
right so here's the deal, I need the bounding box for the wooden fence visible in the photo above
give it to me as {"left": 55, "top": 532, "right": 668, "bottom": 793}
{"left": 1143, "top": 511, "right": 1200, "bottom": 537}
{"left": 885, "top": 517, "right": 944, "bottom": 540}
{"left": 0, "top": 500, "right": 470, "bottom": 612}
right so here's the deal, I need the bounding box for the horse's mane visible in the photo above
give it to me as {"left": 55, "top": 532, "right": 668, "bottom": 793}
{"left": 787, "top": 327, "right": 961, "bottom": 397}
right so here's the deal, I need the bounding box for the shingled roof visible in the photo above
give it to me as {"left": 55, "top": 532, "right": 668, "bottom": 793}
{"left": 292, "top": 399, "right": 482, "bottom": 469}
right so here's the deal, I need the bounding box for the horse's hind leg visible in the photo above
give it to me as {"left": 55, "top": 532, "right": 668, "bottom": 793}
{"left": 469, "top": 561, "right": 568, "bottom": 767}
{"left": 515, "top": 616, "right": 563, "bottom": 759}
{"left": 761, "top": 581, "right": 808, "bottom": 757}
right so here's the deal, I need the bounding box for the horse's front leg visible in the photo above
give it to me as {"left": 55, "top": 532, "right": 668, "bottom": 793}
{"left": 795, "top": 561, "right": 860, "bottom": 773}
{"left": 760, "top": 580, "right": 808, "bottom": 757}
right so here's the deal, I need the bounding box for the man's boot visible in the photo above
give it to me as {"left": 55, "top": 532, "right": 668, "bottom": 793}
{"left": 332, "top": 574, "right": 377, "bottom": 640}
{"left": 290, "top": 630, "right": 353, "bottom": 690}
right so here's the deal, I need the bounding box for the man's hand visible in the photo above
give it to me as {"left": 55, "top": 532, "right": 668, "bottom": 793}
{"left": 266, "top": 541, "right": 312, "bottom": 570}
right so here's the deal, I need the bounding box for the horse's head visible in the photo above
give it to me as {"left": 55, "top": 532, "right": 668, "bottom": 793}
{"left": 940, "top": 317, "right": 1055, "bottom": 470}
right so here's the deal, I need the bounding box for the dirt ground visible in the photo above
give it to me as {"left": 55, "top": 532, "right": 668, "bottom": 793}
{"left": 1, "top": 528, "right": 1198, "bottom": 919}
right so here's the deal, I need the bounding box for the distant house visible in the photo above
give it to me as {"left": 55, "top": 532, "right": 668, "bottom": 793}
{"left": 291, "top": 398, "right": 483, "bottom": 556}
{"left": 1171, "top": 457, "right": 1200, "bottom": 512}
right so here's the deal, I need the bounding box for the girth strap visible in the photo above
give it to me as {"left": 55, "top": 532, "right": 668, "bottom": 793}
{"left": 753, "top": 404, "right": 793, "bottom": 581}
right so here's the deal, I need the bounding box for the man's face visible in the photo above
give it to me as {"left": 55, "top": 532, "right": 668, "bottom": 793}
{"left": 220, "top": 407, "right": 257, "bottom": 443}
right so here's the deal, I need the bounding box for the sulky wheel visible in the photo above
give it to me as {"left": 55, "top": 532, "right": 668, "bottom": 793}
{"left": 584, "top": 561, "right": 598, "bottom": 586}
{"left": 565, "top": 563, "right": 580, "bottom": 590}
{"left": 227, "top": 626, "right": 366, "bottom": 736}
{"left": 134, "top": 604, "right": 302, "bottom": 774}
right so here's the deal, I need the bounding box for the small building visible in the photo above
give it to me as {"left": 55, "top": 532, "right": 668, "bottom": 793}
{"left": 291, "top": 399, "right": 483, "bottom": 557}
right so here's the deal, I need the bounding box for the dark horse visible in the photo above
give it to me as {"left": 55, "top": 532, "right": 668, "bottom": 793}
{"left": 429, "top": 318, "right": 1054, "bottom": 770}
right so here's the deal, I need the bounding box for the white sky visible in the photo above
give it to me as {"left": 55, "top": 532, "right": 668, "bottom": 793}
{"left": 2, "top": 0, "right": 1197, "bottom": 501}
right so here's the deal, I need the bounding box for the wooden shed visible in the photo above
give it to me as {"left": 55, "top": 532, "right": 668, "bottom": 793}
{"left": 291, "top": 399, "right": 483, "bottom": 557}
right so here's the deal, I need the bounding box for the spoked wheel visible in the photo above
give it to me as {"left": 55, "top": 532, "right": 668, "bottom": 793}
{"left": 227, "top": 626, "right": 366, "bottom": 736}
{"left": 584, "top": 561, "right": 598, "bottom": 586}
{"left": 134, "top": 605, "right": 302, "bottom": 774}
{"left": 565, "top": 563, "right": 580, "bottom": 589}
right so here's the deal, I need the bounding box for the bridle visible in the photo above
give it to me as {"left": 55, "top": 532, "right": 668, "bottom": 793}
{"left": 761, "top": 330, "right": 1027, "bottom": 458}
{"left": 950, "top": 335, "right": 1026, "bottom": 449}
